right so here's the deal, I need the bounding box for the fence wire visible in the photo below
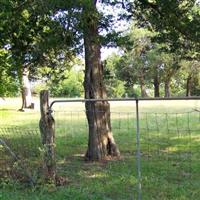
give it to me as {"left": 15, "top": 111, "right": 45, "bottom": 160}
{"left": 0, "top": 127, "right": 41, "bottom": 184}
{"left": 0, "top": 100, "right": 200, "bottom": 200}
{"left": 51, "top": 101, "right": 200, "bottom": 200}
{"left": 138, "top": 110, "right": 200, "bottom": 200}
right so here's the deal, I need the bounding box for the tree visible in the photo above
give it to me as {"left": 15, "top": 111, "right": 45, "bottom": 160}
{"left": 131, "top": 1, "right": 200, "bottom": 97}
{"left": 33, "top": 52, "right": 84, "bottom": 97}
{"left": 112, "top": 26, "right": 154, "bottom": 97}
{"left": 0, "top": 1, "right": 38, "bottom": 109}
{"left": 1, "top": 0, "right": 132, "bottom": 160}
{"left": 0, "top": 0, "right": 76, "bottom": 109}
{"left": 49, "top": 68, "right": 84, "bottom": 97}
{"left": 179, "top": 60, "right": 200, "bottom": 96}
{"left": 133, "top": 0, "right": 200, "bottom": 58}
{"left": 0, "top": 48, "right": 19, "bottom": 97}
{"left": 110, "top": 54, "right": 138, "bottom": 97}
{"left": 103, "top": 54, "right": 125, "bottom": 97}
{"left": 116, "top": 24, "right": 183, "bottom": 98}
{"left": 82, "top": 1, "right": 120, "bottom": 160}
{"left": 161, "top": 54, "right": 180, "bottom": 97}
{"left": 108, "top": 23, "right": 186, "bottom": 98}
{"left": 146, "top": 48, "right": 163, "bottom": 97}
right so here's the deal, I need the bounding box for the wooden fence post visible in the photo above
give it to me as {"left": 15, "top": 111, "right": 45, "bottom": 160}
{"left": 39, "top": 90, "right": 56, "bottom": 183}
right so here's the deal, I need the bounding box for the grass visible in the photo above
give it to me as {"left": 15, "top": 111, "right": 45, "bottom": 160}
{"left": 0, "top": 98, "right": 200, "bottom": 200}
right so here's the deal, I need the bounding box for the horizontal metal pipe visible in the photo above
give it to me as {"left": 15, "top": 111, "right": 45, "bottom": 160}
{"left": 49, "top": 96, "right": 200, "bottom": 109}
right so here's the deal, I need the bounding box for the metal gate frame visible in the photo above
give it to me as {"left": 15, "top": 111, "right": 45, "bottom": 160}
{"left": 49, "top": 96, "right": 200, "bottom": 200}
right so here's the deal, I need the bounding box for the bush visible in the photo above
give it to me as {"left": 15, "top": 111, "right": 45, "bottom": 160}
{"left": 49, "top": 69, "right": 84, "bottom": 97}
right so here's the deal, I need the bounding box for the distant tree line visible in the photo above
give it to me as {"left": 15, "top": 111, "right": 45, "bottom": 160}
{"left": 103, "top": 25, "right": 200, "bottom": 98}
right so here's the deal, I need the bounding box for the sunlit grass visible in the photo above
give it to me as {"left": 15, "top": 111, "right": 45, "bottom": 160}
{"left": 0, "top": 98, "right": 200, "bottom": 200}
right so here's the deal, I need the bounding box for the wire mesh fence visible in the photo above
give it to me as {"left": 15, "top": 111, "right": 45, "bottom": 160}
{"left": 138, "top": 110, "right": 200, "bottom": 199}
{"left": 51, "top": 99, "right": 200, "bottom": 200}
{"left": 0, "top": 127, "right": 41, "bottom": 185}
{"left": 0, "top": 98, "right": 200, "bottom": 199}
{"left": 52, "top": 104, "right": 137, "bottom": 199}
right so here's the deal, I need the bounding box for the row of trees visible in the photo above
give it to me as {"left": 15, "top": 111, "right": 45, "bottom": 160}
{"left": 2, "top": 25, "right": 199, "bottom": 99}
{"left": 1, "top": 49, "right": 199, "bottom": 99}
{"left": 104, "top": 26, "right": 200, "bottom": 98}
{"left": 0, "top": 1, "right": 199, "bottom": 170}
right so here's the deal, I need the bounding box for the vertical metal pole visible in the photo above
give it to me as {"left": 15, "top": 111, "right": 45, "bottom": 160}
{"left": 136, "top": 99, "right": 142, "bottom": 200}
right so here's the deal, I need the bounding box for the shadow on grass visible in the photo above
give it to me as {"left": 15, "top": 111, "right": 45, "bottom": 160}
{"left": 0, "top": 110, "right": 199, "bottom": 200}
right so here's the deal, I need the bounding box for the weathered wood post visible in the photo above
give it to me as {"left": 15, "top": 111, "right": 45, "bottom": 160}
{"left": 39, "top": 90, "right": 56, "bottom": 183}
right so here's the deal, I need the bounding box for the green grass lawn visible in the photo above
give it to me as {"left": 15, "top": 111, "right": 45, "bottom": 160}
{"left": 0, "top": 98, "right": 200, "bottom": 200}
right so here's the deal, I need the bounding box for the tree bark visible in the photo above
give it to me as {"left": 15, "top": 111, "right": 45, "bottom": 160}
{"left": 139, "top": 75, "right": 148, "bottom": 97}
{"left": 164, "top": 80, "right": 171, "bottom": 97}
{"left": 39, "top": 90, "right": 56, "bottom": 183}
{"left": 164, "top": 63, "right": 180, "bottom": 98}
{"left": 20, "top": 67, "right": 33, "bottom": 110}
{"left": 153, "top": 75, "right": 160, "bottom": 97}
{"left": 83, "top": 1, "right": 120, "bottom": 161}
{"left": 186, "top": 75, "right": 192, "bottom": 97}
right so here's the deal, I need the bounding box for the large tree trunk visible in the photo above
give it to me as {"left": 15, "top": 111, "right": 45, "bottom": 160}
{"left": 164, "top": 80, "right": 171, "bottom": 97}
{"left": 153, "top": 75, "right": 160, "bottom": 97}
{"left": 83, "top": 1, "right": 120, "bottom": 161}
{"left": 186, "top": 75, "right": 192, "bottom": 97}
{"left": 20, "top": 67, "right": 33, "bottom": 110}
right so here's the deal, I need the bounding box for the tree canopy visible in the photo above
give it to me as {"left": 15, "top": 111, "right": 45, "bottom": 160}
{"left": 134, "top": 0, "right": 200, "bottom": 58}
{"left": 0, "top": 0, "right": 199, "bottom": 98}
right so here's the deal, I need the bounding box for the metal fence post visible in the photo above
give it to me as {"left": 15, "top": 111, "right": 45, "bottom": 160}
{"left": 136, "top": 99, "right": 142, "bottom": 200}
